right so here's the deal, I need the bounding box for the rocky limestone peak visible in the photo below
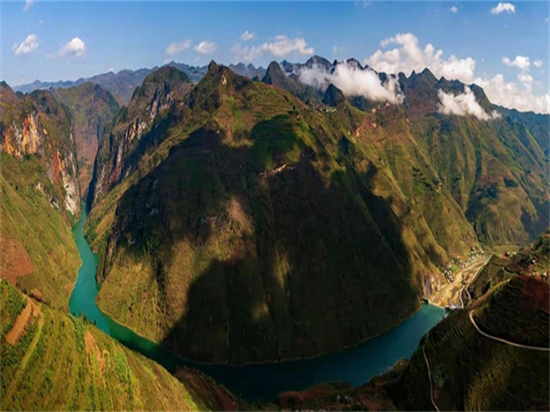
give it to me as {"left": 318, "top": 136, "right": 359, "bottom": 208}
{"left": 262, "top": 61, "right": 286, "bottom": 84}
{"left": 305, "top": 55, "right": 332, "bottom": 71}
{"left": 322, "top": 83, "right": 345, "bottom": 107}
{"left": 208, "top": 60, "right": 220, "bottom": 72}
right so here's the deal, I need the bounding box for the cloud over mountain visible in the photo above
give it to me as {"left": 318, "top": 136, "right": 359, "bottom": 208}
{"left": 365, "top": 33, "right": 476, "bottom": 84}
{"left": 299, "top": 61, "right": 404, "bottom": 104}
{"left": 438, "top": 86, "right": 500, "bottom": 120}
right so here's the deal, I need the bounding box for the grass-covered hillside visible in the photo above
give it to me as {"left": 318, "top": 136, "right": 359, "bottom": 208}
{"left": 86, "top": 63, "right": 465, "bottom": 364}
{"left": 0, "top": 154, "right": 80, "bottom": 309}
{"left": 387, "top": 275, "right": 549, "bottom": 411}
{"left": 0, "top": 279, "right": 245, "bottom": 411}
{"left": 266, "top": 62, "right": 549, "bottom": 248}
{"left": 52, "top": 82, "right": 120, "bottom": 196}
{"left": 270, "top": 271, "right": 549, "bottom": 411}
{"left": 86, "top": 61, "right": 548, "bottom": 364}
{"left": 1, "top": 83, "right": 82, "bottom": 308}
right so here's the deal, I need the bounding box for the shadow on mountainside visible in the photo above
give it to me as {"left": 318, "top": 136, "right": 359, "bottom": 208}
{"left": 107, "top": 113, "right": 419, "bottom": 364}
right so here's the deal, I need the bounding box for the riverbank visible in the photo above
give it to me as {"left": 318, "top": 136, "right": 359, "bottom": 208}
{"left": 68, "top": 205, "right": 446, "bottom": 401}
{"left": 429, "top": 257, "right": 489, "bottom": 308}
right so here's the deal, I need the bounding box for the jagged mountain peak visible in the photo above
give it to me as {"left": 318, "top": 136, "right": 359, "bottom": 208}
{"left": 322, "top": 83, "right": 345, "bottom": 107}
{"left": 305, "top": 55, "right": 332, "bottom": 70}
{"left": 208, "top": 60, "right": 220, "bottom": 72}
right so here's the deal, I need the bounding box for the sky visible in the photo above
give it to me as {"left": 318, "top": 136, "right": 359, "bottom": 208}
{"left": 1, "top": 1, "right": 549, "bottom": 113}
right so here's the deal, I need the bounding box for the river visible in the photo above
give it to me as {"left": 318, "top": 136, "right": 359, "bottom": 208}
{"left": 68, "top": 205, "right": 446, "bottom": 401}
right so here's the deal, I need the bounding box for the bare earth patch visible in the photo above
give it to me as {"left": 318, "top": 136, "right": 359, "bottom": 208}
{"left": 84, "top": 330, "right": 106, "bottom": 374}
{"left": 0, "top": 237, "right": 33, "bottom": 285}
{"left": 6, "top": 297, "right": 40, "bottom": 345}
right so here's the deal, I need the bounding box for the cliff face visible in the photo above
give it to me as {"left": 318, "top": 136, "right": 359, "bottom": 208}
{"left": 89, "top": 67, "right": 193, "bottom": 206}
{"left": 86, "top": 64, "right": 450, "bottom": 364}
{"left": 51, "top": 82, "right": 120, "bottom": 197}
{"left": 1, "top": 84, "right": 81, "bottom": 218}
{"left": 0, "top": 83, "right": 82, "bottom": 308}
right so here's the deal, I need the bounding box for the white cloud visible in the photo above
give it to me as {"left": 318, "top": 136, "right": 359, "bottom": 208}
{"left": 57, "top": 37, "right": 87, "bottom": 60}
{"left": 38, "top": 19, "right": 44, "bottom": 25}
{"left": 502, "top": 55, "right": 530, "bottom": 70}
{"left": 438, "top": 86, "right": 500, "bottom": 120}
{"left": 231, "top": 35, "right": 314, "bottom": 62}
{"left": 533, "top": 59, "right": 543, "bottom": 68}
{"left": 450, "top": 6, "right": 458, "bottom": 13}
{"left": 13, "top": 34, "right": 39, "bottom": 57}
{"left": 23, "top": 0, "right": 35, "bottom": 12}
{"left": 491, "top": 2, "right": 515, "bottom": 15}
{"left": 363, "top": 31, "right": 547, "bottom": 114}
{"left": 474, "top": 74, "right": 549, "bottom": 114}
{"left": 166, "top": 39, "right": 192, "bottom": 57}
{"left": 299, "top": 61, "right": 404, "bottom": 104}
{"left": 354, "top": 0, "right": 371, "bottom": 9}
{"left": 194, "top": 40, "right": 217, "bottom": 55}
{"left": 239, "top": 31, "right": 256, "bottom": 41}
{"left": 365, "top": 33, "right": 476, "bottom": 83}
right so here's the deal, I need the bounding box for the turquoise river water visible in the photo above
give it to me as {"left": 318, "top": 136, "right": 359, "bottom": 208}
{"left": 68, "top": 205, "right": 445, "bottom": 401}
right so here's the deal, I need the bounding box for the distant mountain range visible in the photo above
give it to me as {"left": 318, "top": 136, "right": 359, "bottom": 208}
{"left": 13, "top": 62, "right": 267, "bottom": 105}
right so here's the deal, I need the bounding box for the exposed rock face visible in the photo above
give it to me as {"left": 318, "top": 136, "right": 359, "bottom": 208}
{"left": 0, "top": 84, "right": 81, "bottom": 218}
{"left": 51, "top": 82, "right": 120, "bottom": 197}
{"left": 89, "top": 67, "right": 193, "bottom": 206}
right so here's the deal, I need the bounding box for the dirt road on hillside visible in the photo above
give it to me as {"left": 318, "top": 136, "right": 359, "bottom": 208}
{"left": 430, "top": 258, "right": 489, "bottom": 308}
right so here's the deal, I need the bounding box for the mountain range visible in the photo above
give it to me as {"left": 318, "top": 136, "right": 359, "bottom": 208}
{"left": 1, "top": 53, "right": 549, "bottom": 410}
{"left": 13, "top": 62, "right": 267, "bottom": 105}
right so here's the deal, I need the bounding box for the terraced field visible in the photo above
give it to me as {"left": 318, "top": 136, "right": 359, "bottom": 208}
{"left": 0, "top": 280, "right": 242, "bottom": 411}
{"left": 466, "top": 255, "right": 513, "bottom": 304}
{"left": 474, "top": 276, "right": 549, "bottom": 348}
{"left": 396, "top": 276, "right": 549, "bottom": 411}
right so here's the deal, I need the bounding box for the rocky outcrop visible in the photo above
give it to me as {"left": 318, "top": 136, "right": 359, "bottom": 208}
{"left": 0, "top": 84, "right": 81, "bottom": 218}
{"left": 89, "top": 66, "right": 193, "bottom": 206}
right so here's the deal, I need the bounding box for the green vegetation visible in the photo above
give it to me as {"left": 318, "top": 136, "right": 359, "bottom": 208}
{"left": 372, "top": 273, "right": 549, "bottom": 411}
{"left": 467, "top": 255, "right": 512, "bottom": 302}
{"left": 0, "top": 153, "right": 80, "bottom": 308}
{"left": 87, "top": 64, "right": 459, "bottom": 364}
{"left": 52, "top": 82, "right": 120, "bottom": 195}
{"left": 85, "top": 63, "right": 549, "bottom": 364}
{"left": 0, "top": 280, "right": 244, "bottom": 411}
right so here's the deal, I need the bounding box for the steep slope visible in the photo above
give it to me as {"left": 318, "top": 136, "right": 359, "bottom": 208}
{"left": 0, "top": 280, "right": 243, "bottom": 411}
{"left": 492, "top": 105, "right": 550, "bottom": 156}
{"left": 262, "top": 62, "right": 323, "bottom": 104}
{"left": 269, "top": 61, "right": 549, "bottom": 247}
{"left": 88, "top": 66, "right": 193, "bottom": 205}
{"left": 52, "top": 82, "right": 120, "bottom": 196}
{"left": 0, "top": 83, "right": 81, "bottom": 308}
{"left": 391, "top": 276, "right": 549, "bottom": 411}
{"left": 86, "top": 63, "right": 463, "bottom": 364}
{"left": 272, "top": 240, "right": 550, "bottom": 411}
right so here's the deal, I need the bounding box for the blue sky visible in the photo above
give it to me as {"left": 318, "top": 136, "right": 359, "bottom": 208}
{"left": 2, "top": 1, "right": 549, "bottom": 112}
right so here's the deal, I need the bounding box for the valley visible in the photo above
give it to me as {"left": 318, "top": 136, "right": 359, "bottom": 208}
{"left": 1, "top": 3, "right": 549, "bottom": 407}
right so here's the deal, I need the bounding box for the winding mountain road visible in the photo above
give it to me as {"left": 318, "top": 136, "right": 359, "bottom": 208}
{"left": 469, "top": 310, "right": 550, "bottom": 351}
{"left": 422, "top": 336, "right": 441, "bottom": 412}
